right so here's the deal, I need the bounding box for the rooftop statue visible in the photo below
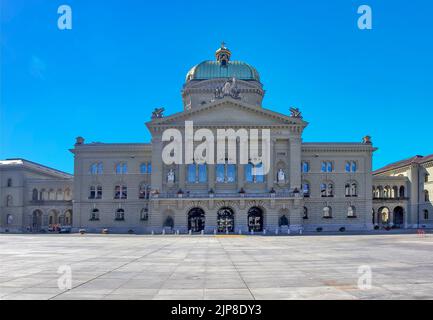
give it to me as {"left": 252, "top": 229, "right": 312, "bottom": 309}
{"left": 151, "top": 107, "right": 165, "bottom": 119}
{"left": 289, "top": 107, "right": 302, "bottom": 119}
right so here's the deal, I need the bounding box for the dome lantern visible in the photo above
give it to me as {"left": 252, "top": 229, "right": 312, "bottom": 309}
{"left": 215, "top": 42, "right": 231, "bottom": 66}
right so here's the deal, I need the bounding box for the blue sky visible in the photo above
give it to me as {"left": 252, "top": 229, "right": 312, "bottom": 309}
{"left": 1, "top": 0, "right": 432, "bottom": 173}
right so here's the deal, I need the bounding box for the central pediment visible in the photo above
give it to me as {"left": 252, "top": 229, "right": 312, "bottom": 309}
{"left": 146, "top": 98, "right": 308, "bottom": 131}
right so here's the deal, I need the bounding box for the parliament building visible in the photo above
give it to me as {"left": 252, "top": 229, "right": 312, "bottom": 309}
{"left": 1, "top": 45, "right": 432, "bottom": 234}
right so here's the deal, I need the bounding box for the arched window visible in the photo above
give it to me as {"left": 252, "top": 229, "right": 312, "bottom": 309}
{"left": 147, "top": 162, "right": 152, "bottom": 173}
{"left": 139, "top": 183, "right": 150, "bottom": 199}
{"left": 383, "top": 186, "right": 391, "bottom": 198}
{"left": 140, "top": 163, "right": 147, "bottom": 174}
{"left": 32, "top": 188, "right": 39, "bottom": 201}
{"left": 347, "top": 206, "right": 356, "bottom": 218}
{"left": 279, "top": 215, "right": 289, "bottom": 227}
{"left": 115, "top": 162, "right": 127, "bottom": 174}
{"left": 424, "top": 210, "right": 429, "bottom": 220}
{"left": 114, "top": 185, "right": 127, "bottom": 199}
{"left": 392, "top": 186, "right": 398, "bottom": 198}
{"left": 7, "top": 178, "right": 12, "bottom": 187}
{"left": 140, "top": 207, "right": 149, "bottom": 221}
{"left": 115, "top": 208, "right": 125, "bottom": 221}
{"left": 90, "top": 208, "right": 100, "bottom": 221}
{"left": 40, "top": 189, "right": 46, "bottom": 200}
{"left": 302, "top": 182, "right": 310, "bottom": 197}
{"left": 425, "top": 174, "right": 429, "bottom": 183}
{"left": 303, "top": 207, "right": 308, "bottom": 219}
{"left": 425, "top": 190, "right": 430, "bottom": 202}
{"left": 399, "top": 186, "right": 405, "bottom": 198}
{"left": 323, "top": 206, "right": 332, "bottom": 218}
{"left": 163, "top": 216, "right": 174, "bottom": 228}
{"left": 5, "top": 195, "right": 13, "bottom": 207}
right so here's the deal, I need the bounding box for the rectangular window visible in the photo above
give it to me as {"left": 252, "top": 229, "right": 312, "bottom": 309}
{"left": 227, "top": 164, "right": 236, "bottom": 183}
{"left": 89, "top": 186, "right": 96, "bottom": 199}
{"left": 245, "top": 163, "right": 253, "bottom": 182}
{"left": 147, "top": 163, "right": 152, "bottom": 173}
{"left": 345, "top": 162, "right": 351, "bottom": 172}
{"left": 198, "top": 164, "right": 207, "bottom": 183}
{"left": 187, "top": 164, "right": 196, "bottom": 183}
{"left": 321, "top": 162, "right": 327, "bottom": 172}
{"left": 254, "top": 163, "right": 264, "bottom": 183}
{"left": 327, "top": 162, "right": 333, "bottom": 172}
{"left": 302, "top": 161, "right": 309, "bottom": 173}
{"left": 216, "top": 164, "right": 225, "bottom": 182}
{"left": 140, "top": 163, "right": 147, "bottom": 174}
{"left": 352, "top": 161, "right": 357, "bottom": 172}
{"left": 96, "top": 186, "right": 102, "bottom": 199}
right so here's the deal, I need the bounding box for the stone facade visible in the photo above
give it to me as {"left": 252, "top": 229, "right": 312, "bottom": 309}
{"left": 372, "top": 155, "right": 433, "bottom": 229}
{"left": 1, "top": 45, "right": 431, "bottom": 233}
{"left": 0, "top": 159, "right": 73, "bottom": 233}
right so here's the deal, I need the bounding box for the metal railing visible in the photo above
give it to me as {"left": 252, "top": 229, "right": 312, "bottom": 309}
{"left": 154, "top": 191, "right": 298, "bottom": 199}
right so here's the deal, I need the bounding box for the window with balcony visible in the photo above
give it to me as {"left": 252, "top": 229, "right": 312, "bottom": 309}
{"left": 245, "top": 162, "right": 264, "bottom": 183}
{"left": 216, "top": 163, "right": 236, "bottom": 183}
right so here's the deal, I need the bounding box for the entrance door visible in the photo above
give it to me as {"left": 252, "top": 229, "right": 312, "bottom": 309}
{"left": 188, "top": 208, "right": 205, "bottom": 232}
{"left": 217, "top": 207, "right": 234, "bottom": 232}
{"left": 393, "top": 207, "right": 404, "bottom": 227}
{"left": 248, "top": 207, "right": 263, "bottom": 232}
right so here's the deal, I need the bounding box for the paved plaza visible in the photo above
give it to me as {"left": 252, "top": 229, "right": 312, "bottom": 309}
{"left": 1, "top": 233, "right": 433, "bottom": 300}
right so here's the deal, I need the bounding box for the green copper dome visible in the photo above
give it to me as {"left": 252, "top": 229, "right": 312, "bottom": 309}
{"left": 186, "top": 43, "right": 260, "bottom": 83}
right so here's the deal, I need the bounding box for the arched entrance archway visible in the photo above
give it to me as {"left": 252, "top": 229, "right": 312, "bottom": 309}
{"left": 217, "top": 207, "right": 234, "bottom": 232}
{"left": 378, "top": 207, "right": 390, "bottom": 226}
{"left": 279, "top": 215, "right": 289, "bottom": 227}
{"left": 393, "top": 206, "right": 404, "bottom": 227}
{"left": 188, "top": 208, "right": 205, "bottom": 232}
{"left": 248, "top": 207, "right": 263, "bottom": 232}
{"left": 32, "top": 210, "right": 43, "bottom": 232}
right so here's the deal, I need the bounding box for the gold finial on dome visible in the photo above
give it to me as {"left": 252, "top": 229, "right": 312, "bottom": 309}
{"left": 215, "top": 42, "right": 231, "bottom": 65}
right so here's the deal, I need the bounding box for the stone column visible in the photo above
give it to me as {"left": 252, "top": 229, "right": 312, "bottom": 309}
{"left": 179, "top": 163, "right": 185, "bottom": 190}
{"left": 289, "top": 135, "right": 302, "bottom": 190}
